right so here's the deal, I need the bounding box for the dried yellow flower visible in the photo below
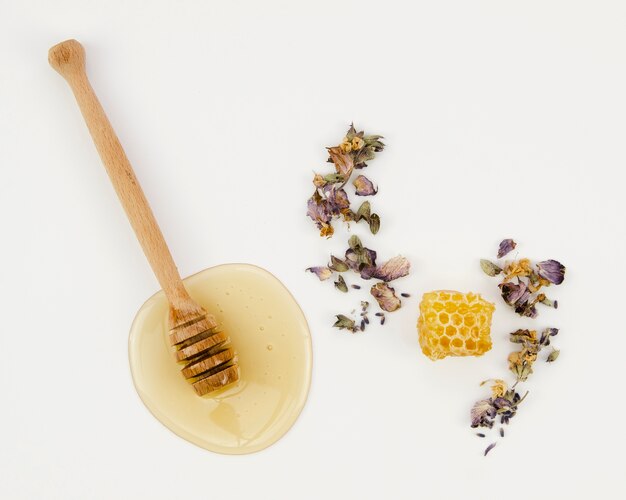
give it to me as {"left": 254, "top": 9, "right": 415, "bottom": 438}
{"left": 417, "top": 290, "right": 495, "bottom": 360}
{"left": 339, "top": 138, "right": 352, "bottom": 153}
{"left": 490, "top": 379, "right": 507, "bottom": 398}
{"left": 503, "top": 258, "right": 532, "bottom": 281}
{"left": 351, "top": 136, "right": 365, "bottom": 151}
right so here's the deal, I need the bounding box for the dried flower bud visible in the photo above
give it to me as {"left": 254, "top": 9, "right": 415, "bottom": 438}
{"left": 497, "top": 239, "right": 517, "bottom": 258}
{"left": 351, "top": 136, "right": 365, "bottom": 151}
{"left": 546, "top": 349, "right": 560, "bottom": 362}
{"left": 368, "top": 213, "right": 380, "bottom": 234}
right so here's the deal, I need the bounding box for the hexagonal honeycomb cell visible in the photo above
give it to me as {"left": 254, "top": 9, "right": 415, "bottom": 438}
{"left": 417, "top": 290, "right": 495, "bottom": 360}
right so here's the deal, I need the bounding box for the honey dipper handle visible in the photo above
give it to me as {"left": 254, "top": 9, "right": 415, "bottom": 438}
{"left": 49, "top": 39, "right": 191, "bottom": 308}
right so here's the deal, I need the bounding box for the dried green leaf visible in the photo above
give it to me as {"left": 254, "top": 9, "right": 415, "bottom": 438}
{"left": 480, "top": 259, "right": 502, "bottom": 277}
{"left": 333, "top": 314, "right": 358, "bottom": 332}
{"left": 323, "top": 173, "right": 345, "bottom": 184}
{"left": 334, "top": 275, "right": 348, "bottom": 293}
{"left": 329, "top": 255, "right": 349, "bottom": 272}
{"left": 369, "top": 213, "right": 380, "bottom": 234}
{"left": 355, "top": 201, "right": 371, "bottom": 222}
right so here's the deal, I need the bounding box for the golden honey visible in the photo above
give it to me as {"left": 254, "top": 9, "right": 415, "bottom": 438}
{"left": 128, "top": 264, "right": 312, "bottom": 454}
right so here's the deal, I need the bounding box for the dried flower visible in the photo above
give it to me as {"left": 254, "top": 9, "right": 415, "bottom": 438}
{"left": 490, "top": 380, "right": 507, "bottom": 399}
{"left": 481, "top": 240, "right": 566, "bottom": 317}
{"left": 351, "top": 136, "right": 365, "bottom": 151}
{"left": 471, "top": 399, "right": 497, "bottom": 429}
{"left": 353, "top": 175, "right": 378, "bottom": 196}
{"left": 306, "top": 266, "right": 333, "bottom": 281}
{"left": 370, "top": 282, "right": 401, "bottom": 312}
{"left": 536, "top": 260, "right": 566, "bottom": 285}
{"left": 307, "top": 124, "right": 385, "bottom": 237}
{"left": 497, "top": 239, "right": 517, "bottom": 258}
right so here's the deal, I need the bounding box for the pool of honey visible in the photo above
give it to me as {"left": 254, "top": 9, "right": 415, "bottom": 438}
{"left": 128, "top": 263, "right": 312, "bottom": 454}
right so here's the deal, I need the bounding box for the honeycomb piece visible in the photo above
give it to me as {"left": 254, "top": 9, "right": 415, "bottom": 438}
{"left": 417, "top": 290, "right": 495, "bottom": 360}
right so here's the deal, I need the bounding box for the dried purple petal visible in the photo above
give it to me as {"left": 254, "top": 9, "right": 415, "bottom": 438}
{"left": 536, "top": 260, "right": 566, "bottom": 285}
{"left": 370, "top": 282, "right": 402, "bottom": 312}
{"left": 471, "top": 399, "right": 496, "bottom": 428}
{"left": 484, "top": 443, "right": 497, "bottom": 456}
{"left": 307, "top": 195, "right": 332, "bottom": 228}
{"left": 324, "top": 185, "right": 350, "bottom": 214}
{"left": 353, "top": 174, "right": 378, "bottom": 196}
{"left": 367, "top": 255, "right": 411, "bottom": 282}
{"left": 497, "top": 239, "right": 517, "bottom": 258}
{"left": 499, "top": 281, "right": 530, "bottom": 306}
{"left": 306, "top": 266, "right": 333, "bottom": 281}
{"left": 480, "top": 259, "right": 503, "bottom": 277}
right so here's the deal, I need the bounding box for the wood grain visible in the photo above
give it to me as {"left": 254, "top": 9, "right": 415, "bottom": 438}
{"left": 49, "top": 39, "right": 238, "bottom": 395}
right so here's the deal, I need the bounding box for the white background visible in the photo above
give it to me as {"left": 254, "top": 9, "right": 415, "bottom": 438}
{"left": 1, "top": 1, "right": 625, "bottom": 499}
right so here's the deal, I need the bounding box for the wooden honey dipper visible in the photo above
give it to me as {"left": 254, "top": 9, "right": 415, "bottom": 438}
{"left": 49, "top": 39, "right": 239, "bottom": 396}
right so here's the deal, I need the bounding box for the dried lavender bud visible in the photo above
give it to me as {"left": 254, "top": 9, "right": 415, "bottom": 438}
{"left": 364, "top": 316, "right": 369, "bottom": 324}
{"left": 374, "top": 312, "right": 384, "bottom": 317}
{"left": 370, "top": 282, "right": 402, "bottom": 312}
{"left": 353, "top": 174, "right": 378, "bottom": 196}
{"left": 546, "top": 349, "right": 560, "bottom": 362}
{"left": 480, "top": 259, "right": 503, "bottom": 277}
{"left": 334, "top": 275, "right": 348, "bottom": 293}
{"left": 306, "top": 266, "right": 333, "bottom": 281}
{"left": 497, "top": 239, "right": 517, "bottom": 258}
{"left": 361, "top": 301, "right": 369, "bottom": 310}
{"left": 381, "top": 316, "right": 386, "bottom": 325}
{"left": 360, "top": 319, "right": 366, "bottom": 330}
{"left": 499, "top": 428, "right": 504, "bottom": 438}
{"left": 536, "top": 260, "right": 566, "bottom": 285}
{"left": 484, "top": 442, "right": 497, "bottom": 456}
{"left": 476, "top": 433, "right": 486, "bottom": 438}
{"left": 351, "top": 284, "right": 361, "bottom": 290}
{"left": 401, "top": 292, "right": 410, "bottom": 298}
